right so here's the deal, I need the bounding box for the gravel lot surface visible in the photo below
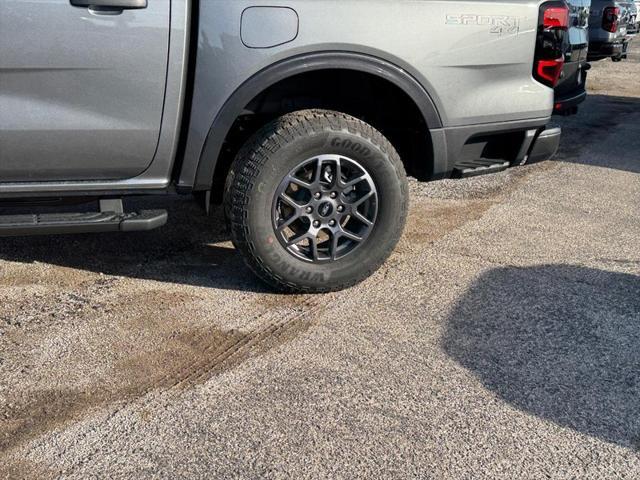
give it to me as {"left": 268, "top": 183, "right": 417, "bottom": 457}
{"left": 1, "top": 45, "right": 639, "bottom": 480}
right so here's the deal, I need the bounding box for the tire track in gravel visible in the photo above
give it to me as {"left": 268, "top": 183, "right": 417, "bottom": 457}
{"left": 165, "top": 295, "right": 326, "bottom": 390}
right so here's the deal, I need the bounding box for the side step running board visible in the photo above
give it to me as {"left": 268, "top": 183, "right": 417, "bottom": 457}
{"left": 453, "top": 160, "right": 510, "bottom": 178}
{"left": 0, "top": 199, "right": 167, "bottom": 237}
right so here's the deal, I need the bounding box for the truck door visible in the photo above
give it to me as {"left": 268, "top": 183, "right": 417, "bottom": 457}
{"left": 0, "top": 0, "right": 170, "bottom": 182}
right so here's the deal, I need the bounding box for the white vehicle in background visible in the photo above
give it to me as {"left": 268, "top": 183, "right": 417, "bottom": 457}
{"left": 627, "top": 0, "right": 640, "bottom": 35}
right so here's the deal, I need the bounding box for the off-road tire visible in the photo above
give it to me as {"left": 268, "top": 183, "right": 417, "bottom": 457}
{"left": 225, "top": 109, "right": 409, "bottom": 293}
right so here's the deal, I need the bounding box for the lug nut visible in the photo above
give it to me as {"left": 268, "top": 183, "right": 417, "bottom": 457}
{"left": 314, "top": 192, "right": 322, "bottom": 199}
{"left": 306, "top": 206, "right": 313, "bottom": 214}
{"left": 330, "top": 192, "right": 338, "bottom": 199}
{"left": 313, "top": 220, "right": 321, "bottom": 228}
{"left": 329, "top": 220, "right": 336, "bottom": 227}
{"left": 337, "top": 205, "right": 345, "bottom": 213}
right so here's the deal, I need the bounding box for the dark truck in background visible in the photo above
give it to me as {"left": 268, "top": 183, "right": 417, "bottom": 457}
{"left": 554, "top": 0, "right": 591, "bottom": 114}
{"left": 0, "top": 0, "right": 568, "bottom": 293}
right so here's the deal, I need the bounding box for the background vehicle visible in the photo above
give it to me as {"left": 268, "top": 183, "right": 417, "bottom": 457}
{"left": 0, "top": 0, "right": 566, "bottom": 292}
{"left": 624, "top": 0, "right": 639, "bottom": 35}
{"left": 555, "top": 0, "right": 591, "bottom": 115}
{"left": 589, "top": 0, "right": 634, "bottom": 60}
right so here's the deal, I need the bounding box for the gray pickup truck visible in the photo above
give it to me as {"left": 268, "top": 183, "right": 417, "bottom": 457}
{"left": 0, "top": 0, "right": 565, "bottom": 292}
{"left": 589, "top": 0, "right": 635, "bottom": 60}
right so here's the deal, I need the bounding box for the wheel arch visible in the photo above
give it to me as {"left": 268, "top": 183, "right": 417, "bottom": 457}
{"left": 184, "top": 51, "right": 443, "bottom": 191}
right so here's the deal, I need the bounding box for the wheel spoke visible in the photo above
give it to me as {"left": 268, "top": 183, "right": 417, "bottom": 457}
{"left": 288, "top": 175, "right": 313, "bottom": 190}
{"left": 352, "top": 210, "right": 374, "bottom": 227}
{"left": 312, "top": 157, "right": 324, "bottom": 187}
{"left": 334, "top": 159, "right": 343, "bottom": 189}
{"left": 341, "top": 174, "right": 367, "bottom": 190}
{"left": 330, "top": 232, "right": 340, "bottom": 261}
{"left": 277, "top": 210, "right": 302, "bottom": 231}
{"left": 310, "top": 236, "right": 320, "bottom": 262}
{"left": 352, "top": 190, "right": 375, "bottom": 208}
{"left": 339, "top": 229, "right": 363, "bottom": 243}
{"left": 286, "top": 231, "right": 312, "bottom": 247}
{"left": 279, "top": 192, "right": 301, "bottom": 208}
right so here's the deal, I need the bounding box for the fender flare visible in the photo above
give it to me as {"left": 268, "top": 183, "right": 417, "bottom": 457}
{"left": 189, "top": 51, "right": 443, "bottom": 190}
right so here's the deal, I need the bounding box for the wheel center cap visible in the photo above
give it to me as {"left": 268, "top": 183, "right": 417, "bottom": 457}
{"left": 318, "top": 201, "right": 334, "bottom": 218}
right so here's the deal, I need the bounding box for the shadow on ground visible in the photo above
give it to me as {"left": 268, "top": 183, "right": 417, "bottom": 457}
{"left": 0, "top": 198, "right": 269, "bottom": 292}
{"left": 443, "top": 264, "right": 640, "bottom": 450}
{"left": 555, "top": 94, "right": 640, "bottom": 174}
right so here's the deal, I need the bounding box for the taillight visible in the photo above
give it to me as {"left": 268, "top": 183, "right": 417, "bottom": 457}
{"left": 543, "top": 6, "right": 570, "bottom": 28}
{"left": 533, "top": 1, "right": 569, "bottom": 88}
{"left": 602, "top": 7, "right": 620, "bottom": 33}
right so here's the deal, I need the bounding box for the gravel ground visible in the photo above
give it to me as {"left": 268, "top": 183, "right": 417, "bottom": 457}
{"left": 1, "top": 45, "right": 639, "bottom": 479}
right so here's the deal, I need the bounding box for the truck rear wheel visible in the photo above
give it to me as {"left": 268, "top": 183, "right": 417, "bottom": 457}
{"left": 225, "top": 109, "right": 408, "bottom": 293}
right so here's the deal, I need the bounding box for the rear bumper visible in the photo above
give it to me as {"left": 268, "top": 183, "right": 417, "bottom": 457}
{"left": 430, "top": 119, "right": 561, "bottom": 178}
{"left": 588, "top": 41, "right": 627, "bottom": 60}
{"left": 554, "top": 87, "right": 587, "bottom": 114}
{"left": 526, "top": 125, "right": 561, "bottom": 164}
